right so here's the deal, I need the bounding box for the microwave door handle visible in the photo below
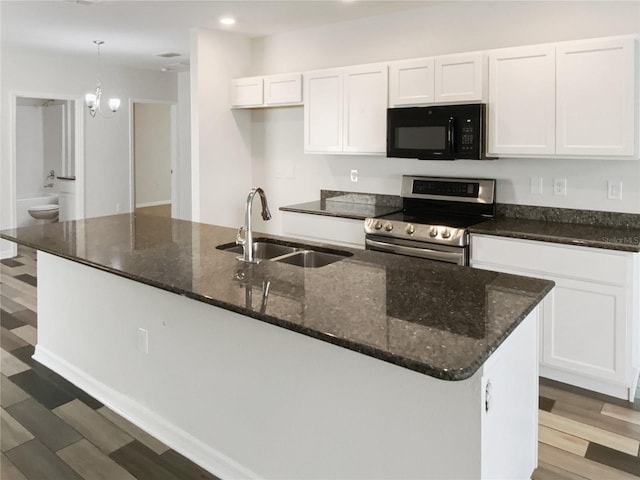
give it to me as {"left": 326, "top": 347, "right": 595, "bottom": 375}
{"left": 447, "top": 117, "right": 455, "bottom": 154}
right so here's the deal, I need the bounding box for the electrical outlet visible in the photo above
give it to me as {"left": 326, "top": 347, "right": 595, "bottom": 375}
{"left": 530, "top": 177, "right": 543, "bottom": 195}
{"left": 553, "top": 178, "right": 567, "bottom": 196}
{"left": 116, "top": 203, "right": 121, "bottom": 213}
{"left": 137, "top": 328, "right": 149, "bottom": 354}
{"left": 607, "top": 180, "right": 622, "bottom": 200}
{"left": 350, "top": 169, "right": 358, "bottom": 183}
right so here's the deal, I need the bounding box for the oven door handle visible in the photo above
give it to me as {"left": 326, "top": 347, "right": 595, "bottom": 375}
{"left": 365, "top": 238, "right": 465, "bottom": 264}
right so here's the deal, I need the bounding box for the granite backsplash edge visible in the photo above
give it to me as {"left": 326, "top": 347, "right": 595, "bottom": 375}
{"left": 497, "top": 204, "right": 640, "bottom": 229}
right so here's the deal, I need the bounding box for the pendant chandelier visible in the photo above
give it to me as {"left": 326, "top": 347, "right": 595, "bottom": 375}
{"left": 85, "top": 40, "right": 121, "bottom": 118}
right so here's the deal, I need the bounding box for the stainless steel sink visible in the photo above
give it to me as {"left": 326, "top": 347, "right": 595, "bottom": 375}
{"left": 217, "top": 240, "right": 297, "bottom": 260}
{"left": 272, "top": 250, "right": 347, "bottom": 268}
{"left": 216, "top": 238, "right": 352, "bottom": 267}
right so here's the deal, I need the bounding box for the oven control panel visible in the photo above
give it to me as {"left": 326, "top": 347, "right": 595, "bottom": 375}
{"left": 364, "top": 218, "right": 468, "bottom": 247}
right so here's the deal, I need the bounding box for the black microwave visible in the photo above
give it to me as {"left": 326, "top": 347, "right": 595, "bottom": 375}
{"left": 387, "top": 103, "right": 489, "bottom": 160}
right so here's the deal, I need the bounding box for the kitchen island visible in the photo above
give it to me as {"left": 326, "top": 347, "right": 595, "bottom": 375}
{"left": 1, "top": 214, "right": 553, "bottom": 479}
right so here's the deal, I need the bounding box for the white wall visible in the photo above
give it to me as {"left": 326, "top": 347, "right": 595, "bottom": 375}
{"left": 245, "top": 0, "right": 640, "bottom": 236}
{"left": 176, "top": 71, "right": 192, "bottom": 221}
{"left": 15, "top": 105, "right": 44, "bottom": 199}
{"left": 134, "top": 103, "right": 172, "bottom": 207}
{"left": 1, "top": 50, "right": 178, "bottom": 257}
{"left": 190, "top": 29, "right": 253, "bottom": 227}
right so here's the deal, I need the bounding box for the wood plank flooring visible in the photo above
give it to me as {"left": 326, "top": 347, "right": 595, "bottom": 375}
{"left": 2, "top": 245, "right": 640, "bottom": 479}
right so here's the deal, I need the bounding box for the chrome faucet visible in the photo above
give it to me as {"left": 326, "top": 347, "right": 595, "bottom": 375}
{"left": 236, "top": 187, "right": 271, "bottom": 263}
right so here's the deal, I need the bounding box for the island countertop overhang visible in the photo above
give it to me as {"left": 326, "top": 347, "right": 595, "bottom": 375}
{"left": 0, "top": 213, "right": 554, "bottom": 381}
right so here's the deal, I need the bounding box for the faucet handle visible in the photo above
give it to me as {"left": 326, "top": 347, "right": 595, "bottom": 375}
{"left": 236, "top": 226, "right": 246, "bottom": 246}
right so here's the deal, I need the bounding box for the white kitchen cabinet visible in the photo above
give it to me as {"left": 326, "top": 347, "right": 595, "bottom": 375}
{"left": 389, "top": 53, "right": 486, "bottom": 107}
{"left": 488, "top": 45, "right": 556, "bottom": 155}
{"left": 230, "top": 73, "right": 302, "bottom": 108}
{"left": 434, "top": 53, "right": 486, "bottom": 104}
{"left": 304, "top": 64, "right": 387, "bottom": 154}
{"left": 264, "top": 73, "right": 303, "bottom": 106}
{"left": 556, "top": 37, "right": 637, "bottom": 157}
{"left": 282, "top": 211, "right": 365, "bottom": 249}
{"left": 470, "top": 234, "right": 640, "bottom": 401}
{"left": 388, "top": 57, "right": 435, "bottom": 106}
{"left": 230, "top": 76, "right": 264, "bottom": 108}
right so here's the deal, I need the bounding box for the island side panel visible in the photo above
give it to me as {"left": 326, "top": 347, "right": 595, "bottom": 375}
{"left": 34, "top": 251, "right": 536, "bottom": 479}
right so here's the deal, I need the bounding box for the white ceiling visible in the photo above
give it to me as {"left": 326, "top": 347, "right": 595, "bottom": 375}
{"left": 1, "top": 0, "right": 430, "bottom": 71}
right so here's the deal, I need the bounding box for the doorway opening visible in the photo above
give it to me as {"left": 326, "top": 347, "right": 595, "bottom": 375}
{"left": 131, "top": 101, "right": 177, "bottom": 219}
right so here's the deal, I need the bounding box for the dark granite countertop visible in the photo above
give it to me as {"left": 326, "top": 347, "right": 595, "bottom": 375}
{"left": 280, "top": 199, "right": 401, "bottom": 220}
{"left": 280, "top": 190, "right": 402, "bottom": 220}
{"left": 470, "top": 205, "right": 640, "bottom": 252}
{"left": 1, "top": 214, "right": 553, "bottom": 381}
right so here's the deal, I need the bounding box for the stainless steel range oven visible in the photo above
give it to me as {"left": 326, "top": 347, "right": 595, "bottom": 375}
{"left": 364, "top": 176, "right": 496, "bottom": 266}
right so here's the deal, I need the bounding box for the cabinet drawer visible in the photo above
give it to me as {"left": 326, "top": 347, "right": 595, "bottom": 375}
{"left": 471, "top": 235, "right": 631, "bottom": 285}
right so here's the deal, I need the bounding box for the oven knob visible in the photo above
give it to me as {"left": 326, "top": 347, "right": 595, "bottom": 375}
{"left": 374, "top": 221, "right": 383, "bottom": 230}
{"left": 384, "top": 222, "right": 394, "bottom": 232}
{"left": 429, "top": 227, "right": 438, "bottom": 237}
{"left": 441, "top": 228, "right": 452, "bottom": 239}
{"left": 405, "top": 224, "right": 415, "bottom": 235}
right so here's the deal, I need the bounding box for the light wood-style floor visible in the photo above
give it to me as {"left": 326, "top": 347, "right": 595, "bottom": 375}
{"left": 135, "top": 203, "right": 171, "bottom": 218}
{"left": 2, "top": 245, "right": 640, "bottom": 479}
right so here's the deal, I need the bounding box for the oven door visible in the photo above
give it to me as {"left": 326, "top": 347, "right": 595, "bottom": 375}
{"left": 365, "top": 235, "right": 468, "bottom": 266}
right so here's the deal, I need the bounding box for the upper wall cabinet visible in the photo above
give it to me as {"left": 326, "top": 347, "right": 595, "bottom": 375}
{"left": 230, "top": 73, "right": 302, "bottom": 108}
{"left": 304, "top": 63, "right": 388, "bottom": 154}
{"left": 389, "top": 53, "right": 486, "bottom": 107}
{"left": 488, "top": 45, "right": 556, "bottom": 155}
{"left": 556, "top": 37, "right": 636, "bottom": 157}
{"left": 488, "top": 36, "right": 638, "bottom": 158}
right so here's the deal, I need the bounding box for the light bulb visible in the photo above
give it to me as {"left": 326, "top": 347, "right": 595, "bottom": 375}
{"left": 108, "top": 98, "right": 121, "bottom": 112}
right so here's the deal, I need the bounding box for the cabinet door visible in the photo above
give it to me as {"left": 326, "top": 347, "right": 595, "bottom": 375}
{"left": 434, "top": 54, "right": 486, "bottom": 104}
{"left": 488, "top": 45, "right": 555, "bottom": 155}
{"left": 556, "top": 37, "right": 636, "bottom": 157}
{"left": 343, "top": 64, "right": 388, "bottom": 154}
{"left": 230, "top": 77, "right": 264, "bottom": 108}
{"left": 388, "top": 58, "right": 435, "bottom": 106}
{"left": 304, "top": 70, "right": 343, "bottom": 153}
{"left": 542, "top": 277, "right": 626, "bottom": 383}
{"left": 265, "top": 73, "right": 302, "bottom": 106}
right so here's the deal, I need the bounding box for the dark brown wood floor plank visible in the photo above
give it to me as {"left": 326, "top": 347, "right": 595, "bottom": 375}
{"left": 160, "top": 449, "right": 221, "bottom": 480}
{"left": 5, "top": 439, "right": 83, "bottom": 480}
{"left": 0, "top": 452, "right": 28, "bottom": 480}
{"left": 8, "top": 368, "right": 76, "bottom": 410}
{"left": 110, "top": 441, "right": 183, "bottom": 480}
{"left": 585, "top": 442, "right": 640, "bottom": 476}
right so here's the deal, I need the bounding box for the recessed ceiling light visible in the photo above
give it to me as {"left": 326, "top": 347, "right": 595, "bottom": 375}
{"left": 219, "top": 17, "right": 236, "bottom": 26}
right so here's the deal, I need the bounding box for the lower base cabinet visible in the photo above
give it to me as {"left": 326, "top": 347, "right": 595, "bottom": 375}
{"left": 471, "top": 234, "right": 640, "bottom": 401}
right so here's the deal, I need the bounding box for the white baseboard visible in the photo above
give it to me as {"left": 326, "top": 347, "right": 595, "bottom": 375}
{"left": 135, "top": 200, "right": 171, "bottom": 208}
{"left": 32, "top": 345, "right": 261, "bottom": 480}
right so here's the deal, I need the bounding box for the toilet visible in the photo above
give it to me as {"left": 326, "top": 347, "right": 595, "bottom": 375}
{"left": 28, "top": 204, "right": 59, "bottom": 221}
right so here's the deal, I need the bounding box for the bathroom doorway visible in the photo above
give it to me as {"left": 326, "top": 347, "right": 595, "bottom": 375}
{"left": 12, "top": 94, "right": 84, "bottom": 231}
{"left": 131, "top": 101, "right": 177, "bottom": 218}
